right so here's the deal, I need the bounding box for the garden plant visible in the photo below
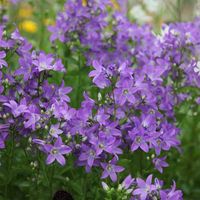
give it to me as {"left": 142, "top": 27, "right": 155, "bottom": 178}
{"left": 0, "top": 0, "right": 200, "bottom": 199}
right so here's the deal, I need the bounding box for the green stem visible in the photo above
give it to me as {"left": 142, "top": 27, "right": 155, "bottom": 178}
{"left": 139, "top": 150, "right": 143, "bottom": 176}
{"left": 177, "top": 0, "right": 182, "bottom": 21}
{"left": 49, "top": 164, "right": 55, "bottom": 198}
{"left": 76, "top": 51, "right": 82, "bottom": 108}
{"left": 38, "top": 153, "right": 51, "bottom": 198}
{"left": 5, "top": 130, "right": 15, "bottom": 199}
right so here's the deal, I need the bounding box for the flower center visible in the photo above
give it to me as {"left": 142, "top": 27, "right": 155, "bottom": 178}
{"left": 99, "top": 143, "right": 104, "bottom": 149}
{"left": 51, "top": 148, "right": 58, "bottom": 154}
{"left": 136, "top": 136, "right": 141, "bottom": 144}
{"left": 50, "top": 128, "right": 55, "bottom": 135}
{"left": 156, "top": 139, "right": 161, "bottom": 146}
{"left": 107, "top": 164, "right": 113, "bottom": 172}
{"left": 89, "top": 150, "right": 95, "bottom": 156}
{"left": 40, "top": 62, "right": 47, "bottom": 70}
{"left": 123, "top": 89, "right": 128, "bottom": 94}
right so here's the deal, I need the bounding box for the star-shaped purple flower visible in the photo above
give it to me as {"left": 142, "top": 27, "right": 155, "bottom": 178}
{"left": 3, "top": 100, "right": 27, "bottom": 118}
{"left": 44, "top": 137, "right": 72, "bottom": 166}
{"left": 133, "top": 174, "right": 156, "bottom": 200}
{"left": 49, "top": 124, "right": 63, "bottom": 138}
{"left": 101, "top": 157, "right": 124, "bottom": 182}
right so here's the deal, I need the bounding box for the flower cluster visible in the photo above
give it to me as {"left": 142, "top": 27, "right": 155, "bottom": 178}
{"left": 102, "top": 174, "right": 183, "bottom": 200}
{"left": 3, "top": 0, "right": 200, "bottom": 199}
{"left": 0, "top": 26, "right": 72, "bottom": 156}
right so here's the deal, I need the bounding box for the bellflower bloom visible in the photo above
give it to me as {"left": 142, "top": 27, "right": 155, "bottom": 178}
{"left": 101, "top": 158, "right": 124, "bottom": 182}
{"left": 153, "top": 156, "right": 169, "bottom": 173}
{"left": 79, "top": 145, "right": 99, "bottom": 170}
{"left": 33, "top": 52, "right": 54, "bottom": 72}
{"left": 44, "top": 137, "right": 72, "bottom": 166}
{"left": 129, "top": 130, "right": 149, "bottom": 153}
{"left": 3, "top": 100, "right": 27, "bottom": 118}
{"left": 0, "top": 51, "right": 7, "bottom": 68}
{"left": 121, "top": 175, "right": 135, "bottom": 190}
{"left": 133, "top": 175, "right": 156, "bottom": 200}
{"left": 89, "top": 60, "right": 110, "bottom": 88}
{"left": 49, "top": 124, "right": 63, "bottom": 138}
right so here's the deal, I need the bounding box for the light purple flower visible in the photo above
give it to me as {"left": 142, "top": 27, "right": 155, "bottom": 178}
{"left": 153, "top": 156, "right": 169, "bottom": 173}
{"left": 0, "top": 51, "right": 7, "bottom": 68}
{"left": 3, "top": 100, "right": 27, "bottom": 118}
{"left": 79, "top": 145, "right": 98, "bottom": 169}
{"left": 101, "top": 157, "right": 124, "bottom": 182}
{"left": 122, "top": 175, "right": 135, "bottom": 190}
{"left": 49, "top": 124, "right": 63, "bottom": 138}
{"left": 44, "top": 137, "right": 71, "bottom": 166}
{"left": 89, "top": 60, "right": 110, "bottom": 88}
{"left": 133, "top": 174, "right": 156, "bottom": 200}
{"left": 129, "top": 130, "right": 149, "bottom": 153}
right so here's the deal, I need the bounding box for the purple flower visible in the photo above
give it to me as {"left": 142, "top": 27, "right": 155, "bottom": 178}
{"left": 121, "top": 175, "right": 134, "bottom": 190}
{"left": 52, "top": 101, "right": 75, "bottom": 120}
{"left": 48, "top": 25, "right": 65, "bottom": 42}
{"left": 95, "top": 108, "right": 110, "bottom": 125}
{"left": 0, "top": 51, "right": 7, "bottom": 68}
{"left": 52, "top": 59, "right": 65, "bottom": 72}
{"left": 0, "top": 124, "right": 9, "bottom": 149}
{"left": 3, "top": 100, "right": 27, "bottom": 118}
{"left": 114, "top": 79, "right": 136, "bottom": 105}
{"left": 103, "top": 121, "right": 121, "bottom": 138}
{"left": 33, "top": 52, "right": 65, "bottom": 72}
{"left": 101, "top": 157, "right": 124, "bottom": 182}
{"left": 79, "top": 145, "right": 99, "bottom": 170}
{"left": 49, "top": 124, "right": 63, "bottom": 138}
{"left": 44, "top": 137, "right": 71, "bottom": 166}
{"left": 90, "top": 135, "right": 122, "bottom": 155}
{"left": 57, "top": 82, "right": 72, "bottom": 103}
{"left": 33, "top": 52, "right": 54, "bottom": 72}
{"left": 89, "top": 60, "right": 110, "bottom": 88}
{"left": 24, "top": 105, "right": 40, "bottom": 130}
{"left": 153, "top": 156, "right": 169, "bottom": 173}
{"left": 129, "top": 130, "right": 149, "bottom": 153}
{"left": 133, "top": 174, "right": 156, "bottom": 200}
{"left": 10, "top": 0, "right": 22, "bottom": 4}
{"left": 160, "top": 181, "right": 183, "bottom": 200}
